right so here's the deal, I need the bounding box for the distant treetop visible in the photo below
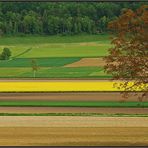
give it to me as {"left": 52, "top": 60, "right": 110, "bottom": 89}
{"left": 0, "top": 2, "right": 147, "bottom": 36}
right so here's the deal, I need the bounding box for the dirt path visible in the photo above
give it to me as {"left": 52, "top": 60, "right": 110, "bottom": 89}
{"left": 0, "top": 107, "right": 148, "bottom": 114}
{"left": 0, "top": 92, "right": 144, "bottom": 101}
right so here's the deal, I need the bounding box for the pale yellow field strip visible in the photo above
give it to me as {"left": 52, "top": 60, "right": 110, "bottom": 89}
{"left": 0, "top": 116, "right": 148, "bottom": 127}
{"left": 0, "top": 80, "right": 143, "bottom": 92}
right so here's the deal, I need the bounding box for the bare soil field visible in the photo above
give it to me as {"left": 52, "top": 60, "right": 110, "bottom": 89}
{"left": 0, "top": 127, "right": 148, "bottom": 146}
{"left": 65, "top": 58, "right": 105, "bottom": 67}
{"left": 0, "top": 107, "right": 148, "bottom": 114}
{"left": 0, "top": 116, "right": 148, "bottom": 127}
{"left": 0, "top": 92, "right": 144, "bottom": 101}
{"left": 0, "top": 116, "right": 148, "bottom": 146}
{"left": 0, "top": 92, "right": 147, "bottom": 114}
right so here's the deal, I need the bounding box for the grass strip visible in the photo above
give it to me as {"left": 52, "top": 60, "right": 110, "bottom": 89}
{"left": 0, "top": 113, "right": 147, "bottom": 117}
{"left": 0, "top": 101, "right": 147, "bottom": 107}
{"left": 12, "top": 48, "right": 32, "bottom": 59}
{"left": 0, "top": 57, "right": 81, "bottom": 67}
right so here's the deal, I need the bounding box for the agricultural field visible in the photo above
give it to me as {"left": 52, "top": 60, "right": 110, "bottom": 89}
{"left": 0, "top": 1, "right": 148, "bottom": 146}
{"left": 0, "top": 80, "right": 126, "bottom": 92}
{"left": 0, "top": 116, "right": 148, "bottom": 146}
{"left": 0, "top": 96, "right": 148, "bottom": 146}
{"left": 0, "top": 27, "right": 147, "bottom": 147}
{"left": 0, "top": 100, "right": 148, "bottom": 107}
{"left": 0, "top": 34, "right": 112, "bottom": 78}
{"left": 0, "top": 34, "right": 147, "bottom": 146}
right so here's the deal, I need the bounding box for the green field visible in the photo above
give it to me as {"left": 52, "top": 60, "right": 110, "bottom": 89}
{"left": 0, "top": 34, "right": 112, "bottom": 78}
{"left": 0, "top": 35, "right": 111, "bottom": 58}
{"left": 0, "top": 58, "right": 81, "bottom": 67}
{"left": 0, "top": 67, "right": 111, "bottom": 78}
{"left": 0, "top": 113, "right": 147, "bottom": 117}
{"left": 0, "top": 101, "right": 147, "bottom": 107}
{"left": 0, "top": 34, "right": 111, "bottom": 45}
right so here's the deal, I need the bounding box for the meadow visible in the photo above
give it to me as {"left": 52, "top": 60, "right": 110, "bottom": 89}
{"left": 0, "top": 67, "right": 110, "bottom": 78}
{"left": 0, "top": 101, "right": 147, "bottom": 107}
{"left": 0, "top": 34, "right": 112, "bottom": 78}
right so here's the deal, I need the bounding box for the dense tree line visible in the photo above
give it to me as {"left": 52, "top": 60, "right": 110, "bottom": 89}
{"left": 0, "top": 2, "right": 147, "bottom": 36}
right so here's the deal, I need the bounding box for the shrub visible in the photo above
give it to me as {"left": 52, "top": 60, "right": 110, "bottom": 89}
{"left": 0, "top": 48, "right": 11, "bottom": 60}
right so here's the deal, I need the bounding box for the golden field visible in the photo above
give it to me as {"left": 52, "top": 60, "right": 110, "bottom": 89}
{"left": 0, "top": 80, "right": 143, "bottom": 92}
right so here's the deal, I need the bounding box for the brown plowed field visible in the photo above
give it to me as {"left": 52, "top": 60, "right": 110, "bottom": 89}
{"left": 0, "top": 116, "right": 148, "bottom": 146}
{"left": 0, "top": 107, "right": 148, "bottom": 114}
{"left": 0, "top": 92, "right": 147, "bottom": 114}
{"left": 0, "top": 127, "right": 148, "bottom": 146}
{"left": 0, "top": 92, "right": 144, "bottom": 101}
{"left": 65, "top": 58, "right": 105, "bottom": 67}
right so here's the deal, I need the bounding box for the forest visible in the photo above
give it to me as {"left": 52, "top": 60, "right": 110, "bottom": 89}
{"left": 0, "top": 2, "right": 147, "bottom": 36}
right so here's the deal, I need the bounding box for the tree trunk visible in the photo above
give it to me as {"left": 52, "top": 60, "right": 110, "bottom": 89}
{"left": 33, "top": 70, "right": 36, "bottom": 78}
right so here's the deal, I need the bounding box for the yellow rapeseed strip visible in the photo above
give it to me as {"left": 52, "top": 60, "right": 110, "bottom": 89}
{"left": 0, "top": 81, "right": 142, "bottom": 92}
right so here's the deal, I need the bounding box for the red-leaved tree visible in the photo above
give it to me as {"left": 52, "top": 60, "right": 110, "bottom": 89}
{"left": 104, "top": 5, "right": 148, "bottom": 101}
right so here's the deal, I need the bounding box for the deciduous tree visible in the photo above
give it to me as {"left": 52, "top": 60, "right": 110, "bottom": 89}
{"left": 0, "top": 47, "right": 11, "bottom": 60}
{"left": 104, "top": 5, "right": 148, "bottom": 101}
{"left": 31, "top": 59, "right": 39, "bottom": 78}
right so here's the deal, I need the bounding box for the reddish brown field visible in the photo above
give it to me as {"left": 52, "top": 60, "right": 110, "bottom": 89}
{"left": 0, "top": 92, "right": 144, "bottom": 101}
{"left": 0, "top": 92, "right": 147, "bottom": 114}
{"left": 65, "top": 58, "right": 105, "bottom": 67}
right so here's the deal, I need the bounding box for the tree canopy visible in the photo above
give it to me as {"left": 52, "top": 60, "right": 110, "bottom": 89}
{"left": 104, "top": 5, "right": 148, "bottom": 101}
{"left": 0, "top": 48, "right": 11, "bottom": 60}
{"left": 0, "top": 2, "right": 147, "bottom": 36}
